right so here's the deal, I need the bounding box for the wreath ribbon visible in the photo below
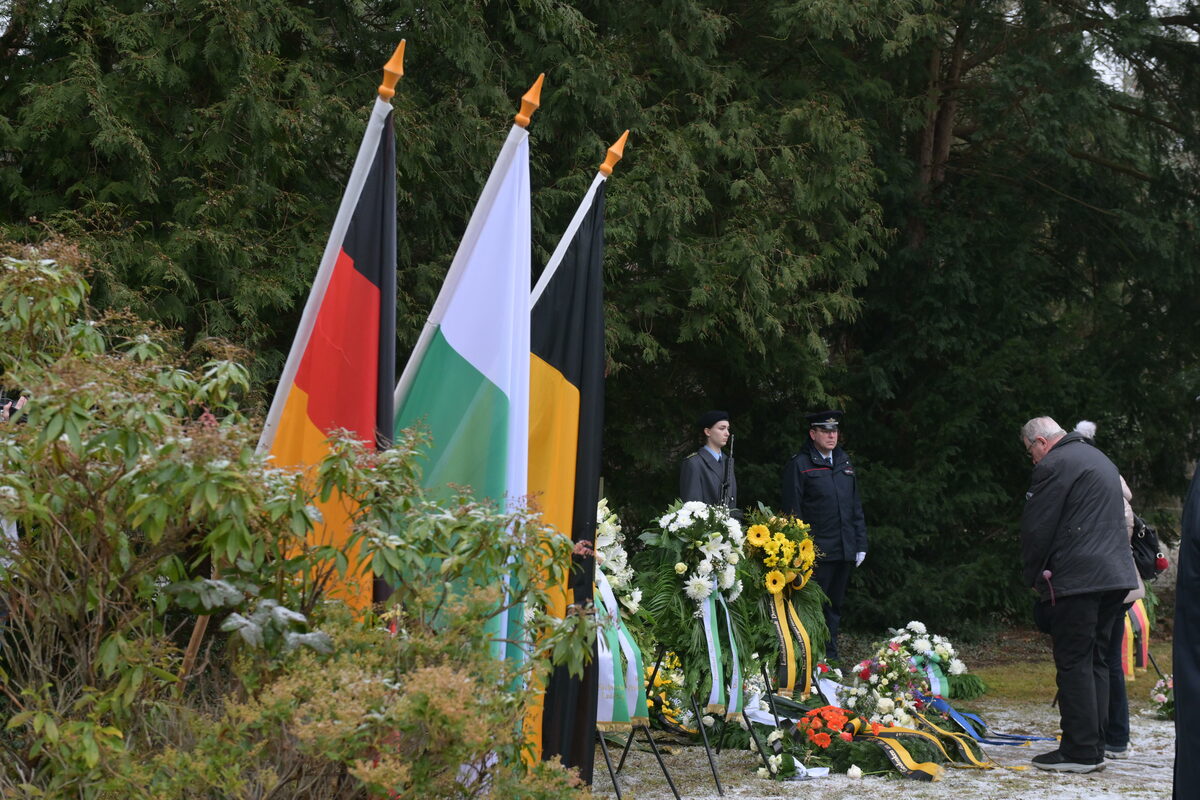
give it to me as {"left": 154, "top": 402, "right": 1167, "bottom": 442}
{"left": 699, "top": 579, "right": 744, "bottom": 715}
{"left": 768, "top": 592, "right": 812, "bottom": 699}
{"left": 594, "top": 570, "right": 649, "bottom": 730}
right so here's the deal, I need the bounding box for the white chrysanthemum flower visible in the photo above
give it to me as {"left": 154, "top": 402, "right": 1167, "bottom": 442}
{"left": 845, "top": 696, "right": 856, "bottom": 708}
{"left": 682, "top": 500, "right": 708, "bottom": 515}
{"left": 907, "top": 620, "right": 927, "bottom": 634}
{"left": 658, "top": 513, "right": 674, "bottom": 529}
{"left": 685, "top": 576, "right": 712, "bottom": 601}
{"left": 727, "top": 551, "right": 740, "bottom": 565}
{"left": 696, "top": 559, "right": 713, "bottom": 577}
{"left": 869, "top": 674, "right": 879, "bottom": 684}
{"left": 767, "top": 730, "right": 784, "bottom": 745}
{"left": 728, "top": 579, "right": 744, "bottom": 603}
{"left": 719, "top": 564, "right": 736, "bottom": 589}
{"left": 725, "top": 517, "right": 743, "bottom": 541}
{"left": 949, "top": 658, "right": 967, "bottom": 675}
{"left": 913, "top": 638, "right": 932, "bottom": 653}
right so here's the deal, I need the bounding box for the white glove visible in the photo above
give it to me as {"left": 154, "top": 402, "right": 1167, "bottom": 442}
{"left": 855, "top": 551, "right": 866, "bottom": 567}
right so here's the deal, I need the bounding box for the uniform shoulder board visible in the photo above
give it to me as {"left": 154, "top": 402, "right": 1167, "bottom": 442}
{"left": 685, "top": 451, "right": 699, "bottom": 460}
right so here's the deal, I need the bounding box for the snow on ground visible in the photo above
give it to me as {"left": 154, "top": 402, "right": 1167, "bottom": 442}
{"left": 595, "top": 696, "right": 1174, "bottom": 800}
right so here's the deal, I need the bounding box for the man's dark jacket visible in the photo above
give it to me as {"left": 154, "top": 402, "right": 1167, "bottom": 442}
{"left": 1020, "top": 432, "right": 1138, "bottom": 601}
{"left": 679, "top": 449, "right": 737, "bottom": 509}
{"left": 1174, "top": 468, "right": 1200, "bottom": 798}
{"left": 780, "top": 440, "right": 867, "bottom": 561}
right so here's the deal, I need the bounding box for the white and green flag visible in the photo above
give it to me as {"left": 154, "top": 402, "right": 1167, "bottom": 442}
{"left": 393, "top": 121, "right": 531, "bottom": 657}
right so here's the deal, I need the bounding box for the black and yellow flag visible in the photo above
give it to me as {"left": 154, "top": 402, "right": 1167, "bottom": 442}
{"left": 527, "top": 140, "right": 621, "bottom": 782}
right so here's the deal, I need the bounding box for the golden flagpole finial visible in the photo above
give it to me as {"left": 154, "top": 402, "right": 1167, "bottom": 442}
{"left": 599, "top": 130, "right": 630, "bottom": 176}
{"left": 514, "top": 73, "right": 545, "bottom": 128}
{"left": 378, "top": 40, "right": 406, "bottom": 101}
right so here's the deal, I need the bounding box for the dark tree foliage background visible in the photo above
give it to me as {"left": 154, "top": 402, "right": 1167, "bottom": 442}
{"left": 3, "top": 0, "right": 1198, "bottom": 633}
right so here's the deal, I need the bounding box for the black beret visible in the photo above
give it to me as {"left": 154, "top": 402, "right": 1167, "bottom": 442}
{"left": 696, "top": 410, "right": 730, "bottom": 430}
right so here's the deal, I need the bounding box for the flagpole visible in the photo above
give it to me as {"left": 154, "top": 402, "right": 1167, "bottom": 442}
{"left": 394, "top": 74, "right": 545, "bottom": 408}
{"left": 258, "top": 41, "right": 405, "bottom": 454}
{"left": 179, "top": 44, "right": 405, "bottom": 686}
{"left": 531, "top": 130, "right": 628, "bottom": 306}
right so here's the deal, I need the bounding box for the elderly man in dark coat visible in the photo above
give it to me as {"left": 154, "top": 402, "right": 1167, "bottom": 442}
{"left": 1020, "top": 416, "right": 1138, "bottom": 774}
{"left": 780, "top": 410, "right": 867, "bottom": 661}
{"left": 679, "top": 410, "right": 737, "bottom": 511}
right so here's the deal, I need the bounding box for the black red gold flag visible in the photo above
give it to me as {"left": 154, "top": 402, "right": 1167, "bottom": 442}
{"left": 258, "top": 96, "right": 397, "bottom": 608}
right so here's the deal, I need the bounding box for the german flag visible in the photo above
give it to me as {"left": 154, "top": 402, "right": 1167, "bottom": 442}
{"left": 528, "top": 133, "right": 626, "bottom": 783}
{"left": 258, "top": 55, "right": 401, "bottom": 609}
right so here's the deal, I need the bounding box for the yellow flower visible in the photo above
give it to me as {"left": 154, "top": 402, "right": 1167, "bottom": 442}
{"left": 799, "top": 538, "right": 815, "bottom": 561}
{"left": 765, "top": 570, "right": 786, "bottom": 595}
{"left": 764, "top": 556, "right": 778, "bottom": 567}
{"left": 747, "top": 524, "right": 770, "bottom": 547}
{"left": 780, "top": 541, "right": 796, "bottom": 563}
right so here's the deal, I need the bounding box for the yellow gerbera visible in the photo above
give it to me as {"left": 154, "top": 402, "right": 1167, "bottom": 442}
{"left": 780, "top": 540, "right": 796, "bottom": 562}
{"left": 799, "top": 538, "right": 815, "bottom": 560}
{"left": 747, "top": 524, "right": 770, "bottom": 547}
{"left": 765, "top": 569, "right": 787, "bottom": 595}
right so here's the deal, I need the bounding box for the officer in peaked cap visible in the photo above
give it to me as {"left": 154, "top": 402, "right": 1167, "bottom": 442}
{"left": 780, "top": 409, "right": 868, "bottom": 662}
{"left": 679, "top": 410, "right": 738, "bottom": 515}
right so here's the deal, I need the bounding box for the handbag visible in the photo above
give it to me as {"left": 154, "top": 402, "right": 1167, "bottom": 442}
{"left": 1131, "top": 515, "right": 1168, "bottom": 580}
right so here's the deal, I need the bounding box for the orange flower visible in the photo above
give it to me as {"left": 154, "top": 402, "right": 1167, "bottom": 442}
{"left": 871, "top": 722, "right": 884, "bottom": 736}
{"left": 810, "top": 717, "right": 823, "bottom": 729}
{"left": 812, "top": 731, "right": 832, "bottom": 748}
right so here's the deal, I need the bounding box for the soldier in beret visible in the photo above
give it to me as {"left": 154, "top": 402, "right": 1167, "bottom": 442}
{"left": 780, "top": 410, "right": 868, "bottom": 662}
{"left": 679, "top": 410, "right": 738, "bottom": 513}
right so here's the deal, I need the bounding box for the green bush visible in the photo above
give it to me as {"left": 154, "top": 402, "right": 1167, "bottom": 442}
{"left": 0, "top": 241, "right": 593, "bottom": 798}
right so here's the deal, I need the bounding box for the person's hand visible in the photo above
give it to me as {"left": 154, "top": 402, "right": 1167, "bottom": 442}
{"left": 855, "top": 551, "right": 866, "bottom": 567}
